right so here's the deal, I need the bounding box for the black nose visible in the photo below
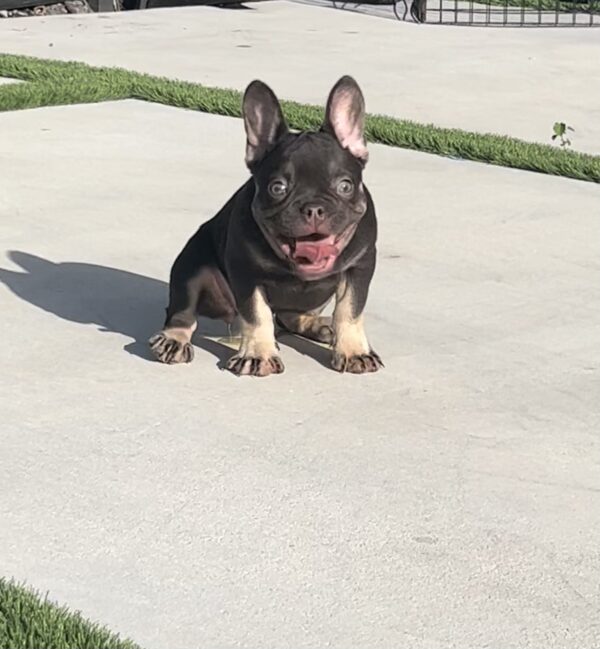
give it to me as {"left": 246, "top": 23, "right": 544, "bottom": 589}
{"left": 302, "top": 204, "right": 326, "bottom": 221}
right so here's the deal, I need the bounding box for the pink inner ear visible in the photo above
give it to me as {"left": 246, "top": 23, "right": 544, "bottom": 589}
{"left": 330, "top": 89, "right": 368, "bottom": 162}
{"left": 246, "top": 105, "right": 264, "bottom": 147}
{"left": 245, "top": 105, "right": 279, "bottom": 165}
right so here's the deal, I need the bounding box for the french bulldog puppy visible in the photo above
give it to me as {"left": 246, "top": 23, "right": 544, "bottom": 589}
{"left": 149, "top": 75, "right": 382, "bottom": 377}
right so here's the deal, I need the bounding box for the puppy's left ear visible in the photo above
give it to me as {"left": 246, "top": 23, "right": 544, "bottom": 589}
{"left": 243, "top": 80, "right": 289, "bottom": 169}
{"left": 322, "top": 76, "right": 368, "bottom": 164}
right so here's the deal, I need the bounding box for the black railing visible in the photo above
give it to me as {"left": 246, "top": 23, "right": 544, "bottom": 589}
{"left": 332, "top": 0, "right": 599, "bottom": 25}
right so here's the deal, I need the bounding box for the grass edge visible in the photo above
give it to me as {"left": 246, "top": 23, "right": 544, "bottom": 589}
{"left": 1, "top": 52, "right": 599, "bottom": 183}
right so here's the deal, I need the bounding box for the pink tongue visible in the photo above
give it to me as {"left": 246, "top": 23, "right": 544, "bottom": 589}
{"left": 294, "top": 241, "right": 338, "bottom": 263}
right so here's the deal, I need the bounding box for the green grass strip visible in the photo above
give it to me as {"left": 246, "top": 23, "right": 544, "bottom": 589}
{"left": 0, "top": 578, "right": 141, "bottom": 649}
{"left": 0, "top": 78, "right": 132, "bottom": 111}
{"left": 1, "top": 52, "right": 599, "bottom": 183}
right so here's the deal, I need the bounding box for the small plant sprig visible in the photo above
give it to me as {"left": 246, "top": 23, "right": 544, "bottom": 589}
{"left": 552, "top": 122, "right": 574, "bottom": 148}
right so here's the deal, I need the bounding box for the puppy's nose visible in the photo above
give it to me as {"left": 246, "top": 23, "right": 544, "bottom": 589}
{"left": 302, "top": 204, "right": 326, "bottom": 222}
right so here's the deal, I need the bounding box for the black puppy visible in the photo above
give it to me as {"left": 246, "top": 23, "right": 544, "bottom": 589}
{"left": 149, "top": 76, "right": 382, "bottom": 377}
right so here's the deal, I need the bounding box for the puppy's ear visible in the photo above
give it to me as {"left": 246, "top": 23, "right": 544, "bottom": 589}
{"left": 322, "top": 76, "right": 368, "bottom": 164}
{"left": 242, "top": 80, "right": 289, "bottom": 169}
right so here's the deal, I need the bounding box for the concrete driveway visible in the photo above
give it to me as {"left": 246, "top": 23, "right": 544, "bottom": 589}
{"left": 1, "top": 1, "right": 600, "bottom": 152}
{"left": 0, "top": 95, "right": 598, "bottom": 648}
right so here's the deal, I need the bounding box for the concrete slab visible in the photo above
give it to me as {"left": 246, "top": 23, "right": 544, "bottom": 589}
{"left": 0, "top": 99, "right": 599, "bottom": 649}
{"left": 1, "top": 2, "right": 599, "bottom": 153}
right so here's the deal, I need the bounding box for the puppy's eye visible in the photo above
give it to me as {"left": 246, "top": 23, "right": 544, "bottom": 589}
{"left": 268, "top": 180, "right": 288, "bottom": 198}
{"left": 337, "top": 179, "right": 354, "bottom": 196}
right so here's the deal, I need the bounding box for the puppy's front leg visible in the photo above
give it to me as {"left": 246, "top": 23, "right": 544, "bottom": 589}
{"left": 332, "top": 268, "right": 383, "bottom": 374}
{"left": 226, "top": 287, "right": 284, "bottom": 377}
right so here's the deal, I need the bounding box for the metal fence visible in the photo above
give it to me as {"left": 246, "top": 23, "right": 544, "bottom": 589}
{"left": 332, "top": 0, "right": 599, "bottom": 25}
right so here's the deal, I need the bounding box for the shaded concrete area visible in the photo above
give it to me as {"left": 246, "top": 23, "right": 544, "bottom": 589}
{"left": 0, "top": 99, "right": 598, "bottom": 648}
{"left": 1, "top": 1, "right": 600, "bottom": 152}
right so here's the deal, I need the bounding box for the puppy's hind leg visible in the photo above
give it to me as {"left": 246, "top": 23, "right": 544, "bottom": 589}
{"left": 276, "top": 305, "right": 334, "bottom": 346}
{"left": 150, "top": 232, "right": 236, "bottom": 365}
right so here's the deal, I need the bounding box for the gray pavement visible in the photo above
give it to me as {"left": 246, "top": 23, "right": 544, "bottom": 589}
{"left": 1, "top": 98, "right": 599, "bottom": 648}
{"left": 1, "top": 1, "right": 600, "bottom": 152}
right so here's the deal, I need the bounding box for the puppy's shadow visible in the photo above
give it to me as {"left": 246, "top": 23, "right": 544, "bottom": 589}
{"left": 0, "top": 251, "right": 232, "bottom": 364}
{"left": 277, "top": 333, "right": 332, "bottom": 370}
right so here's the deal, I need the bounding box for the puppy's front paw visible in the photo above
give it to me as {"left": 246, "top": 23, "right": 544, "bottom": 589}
{"left": 149, "top": 331, "right": 194, "bottom": 365}
{"left": 331, "top": 350, "right": 383, "bottom": 374}
{"left": 226, "top": 354, "right": 284, "bottom": 377}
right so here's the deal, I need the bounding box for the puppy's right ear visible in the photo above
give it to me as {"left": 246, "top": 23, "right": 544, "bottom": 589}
{"left": 242, "top": 80, "right": 289, "bottom": 169}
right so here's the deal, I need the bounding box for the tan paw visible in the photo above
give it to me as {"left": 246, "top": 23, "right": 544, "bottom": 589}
{"left": 149, "top": 331, "right": 194, "bottom": 364}
{"left": 331, "top": 350, "right": 383, "bottom": 374}
{"left": 313, "top": 322, "right": 335, "bottom": 345}
{"left": 226, "top": 354, "right": 285, "bottom": 377}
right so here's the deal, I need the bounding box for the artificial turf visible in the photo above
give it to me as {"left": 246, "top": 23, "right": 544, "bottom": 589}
{"left": 0, "top": 578, "right": 141, "bottom": 649}
{"left": 1, "top": 52, "right": 599, "bottom": 184}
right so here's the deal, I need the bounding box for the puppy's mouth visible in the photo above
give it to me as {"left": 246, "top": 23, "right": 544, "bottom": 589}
{"left": 278, "top": 224, "right": 357, "bottom": 278}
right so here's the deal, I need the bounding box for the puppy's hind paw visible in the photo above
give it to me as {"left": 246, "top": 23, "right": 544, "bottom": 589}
{"left": 313, "top": 323, "right": 335, "bottom": 345}
{"left": 331, "top": 350, "right": 383, "bottom": 374}
{"left": 149, "top": 331, "right": 194, "bottom": 365}
{"left": 225, "top": 354, "right": 284, "bottom": 377}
